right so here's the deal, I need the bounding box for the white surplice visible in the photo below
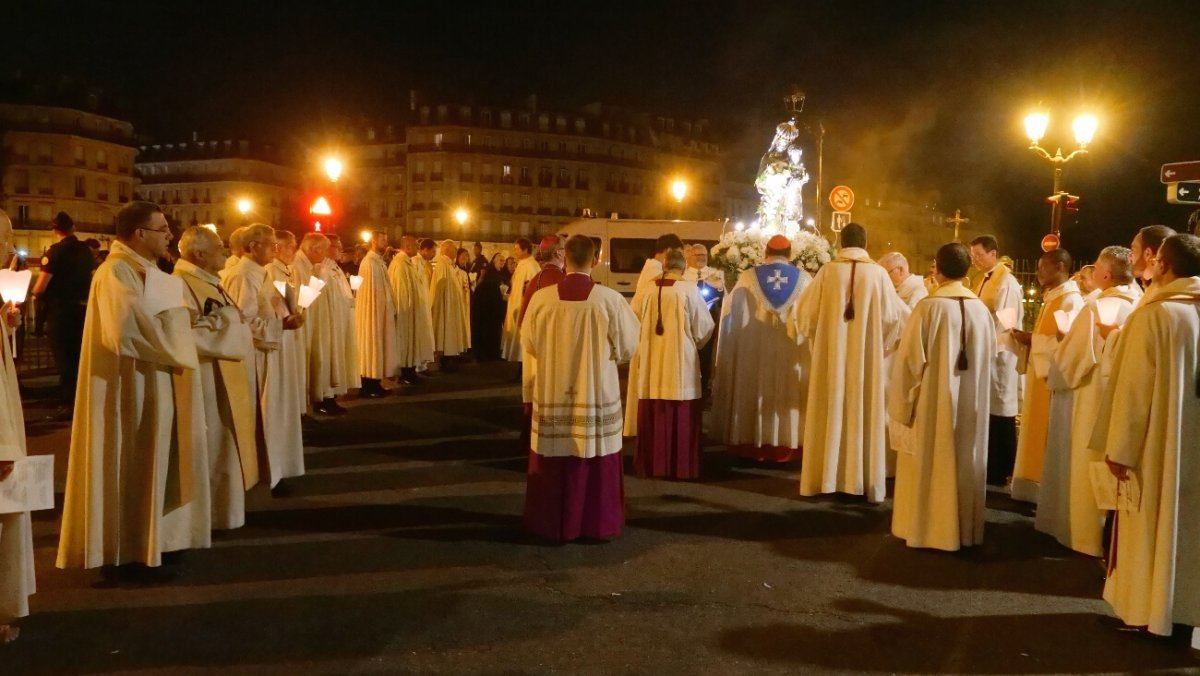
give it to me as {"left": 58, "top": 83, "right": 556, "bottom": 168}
{"left": 623, "top": 275, "right": 714, "bottom": 435}
{"left": 522, "top": 276, "right": 640, "bottom": 458}
{"left": 503, "top": 256, "right": 540, "bottom": 361}
{"left": 0, "top": 316, "right": 35, "bottom": 620}
{"left": 636, "top": 258, "right": 664, "bottom": 290}
{"left": 797, "top": 248, "right": 910, "bottom": 503}
{"left": 973, "top": 263, "right": 1024, "bottom": 418}
{"left": 58, "top": 241, "right": 202, "bottom": 569}
{"left": 225, "top": 257, "right": 305, "bottom": 487}
{"left": 1012, "top": 280, "right": 1083, "bottom": 503}
{"left": 356, "top": 250, "right": 399, "bottom": 379}
{"left": 325, "top": 262, "right": 360, "bottom": 394}
{"left": 888, "top": 281, "right": 995, "bottom": 551}
{"left": 430, "top": 254, "right": 470, "bottom": 356}
{"left": 710, "top": 263, "right": 812, "bottom": 452}
{"left": 300, "top": 258, "right": 342, "bottom": 402}
{"left": 895, "top": 273, "right": 929, "bottom": 309}
{"left": 1094, "top": 276, "right": 1200, "bottom": 636}
{"left": 387, "top": 252, "right": 435, "bottom": 369}
{"left": 292, "top": 252, "right": 315, "bottom": 402}
{"left": 1036, "top": 284, "right": 1139, "bottom": 556}
{"left": 173, "top": 260, "right": 259, "bottom": 531}
{"left": 267, "top": 259, "right": 310, "bottom": 416}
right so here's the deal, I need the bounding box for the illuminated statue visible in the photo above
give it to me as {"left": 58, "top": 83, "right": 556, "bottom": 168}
{"left": 755, "top": 120, "right": 810, "bottom": 237}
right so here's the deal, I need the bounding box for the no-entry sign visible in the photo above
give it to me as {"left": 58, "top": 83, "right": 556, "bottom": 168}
{"left": 829, "top": 185, "right": 855, "bottom": 212}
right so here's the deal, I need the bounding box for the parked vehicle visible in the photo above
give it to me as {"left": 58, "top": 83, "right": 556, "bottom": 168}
{"left": 557, "top": 218, "right": 726, "bottom": 296}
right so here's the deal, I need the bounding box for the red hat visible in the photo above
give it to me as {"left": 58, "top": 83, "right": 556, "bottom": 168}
{"left": 538, "top": 235, "right": 561, "bottom": 251}
{"left": 767, "top": 234, "right": 790, "bottom": 250}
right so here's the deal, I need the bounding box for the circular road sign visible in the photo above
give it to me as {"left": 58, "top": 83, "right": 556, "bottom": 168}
{"left": 829, "top": 185, "right": 855, "bottom": 212}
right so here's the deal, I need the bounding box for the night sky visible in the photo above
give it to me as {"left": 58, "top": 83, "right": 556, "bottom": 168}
{"left": 4, "top": 0, "right": 1200, "bottom": 260}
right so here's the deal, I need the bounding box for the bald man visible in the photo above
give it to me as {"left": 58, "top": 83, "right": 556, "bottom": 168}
{"left": 879, "top": 252, "right": 928, "bottom": 309}
{"left": 173, "top": 226, "right": 258, "bottom": 530}
{"left": 1011, "top": 248, "right": 1083, "bottom": 503}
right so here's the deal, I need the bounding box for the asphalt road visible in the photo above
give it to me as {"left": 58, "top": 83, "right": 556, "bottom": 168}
{"left": 4, "top": 360, "right": 1199, "bottom": 675}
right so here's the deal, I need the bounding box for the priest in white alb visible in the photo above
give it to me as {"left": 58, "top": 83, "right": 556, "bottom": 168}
{"left": 388, "top": 235, "right": 435, "bottom": 385}
{"left": 969, "top": 235, "right": 1024, "bottom": 486}
{"left": 625, "top": 249, "right": 714, "bottom": 479}
{"left": 297, "top": 233, "right": 345, "bottom": 416}
{"left": 502, "top": 237, "right": 538, "bottom": 363}
{"left": 58, "top": 201, "right": 203, "bottom": 575}
{"left": 798, "top": 223, "right": 909, "bottom": 503}
{"left": 430, "top": 239, "right": 470, "bottom": 369}
{"left": 880, "top": 251, "right": 929, "bottom": 309}
{"left": 223, "top": 224, "right": 306, "bottom": 495}
{"left": 267, "top": 231, "right": 311, "bottom": 418}
{"left": 889, "top": 243, "right": 995, "bottom": 551}
{"left": 173, "top": 226, "right": 259, "bottom": 530}
{"left": 356, "top": 230, "right": 398, "bottom": 397}
{"left": 521, "top": 235, "right": 640, "bottom": 541}
{"left": 1095, "top": 234, "right": 1200, "bottom": 639}
{"left": 1010, "top": 248, "right": 1083, "bottom": 503}
{"left": 0, "top": 211, "right": 34, "bottom": 643}
{"left": 518, "top": 236, "right": 567, "bottom": 450}
{"left": 219, "top": 226, "right": 247, "bottom": 283}
{"left": 635, "top": 233, "right": 685, "bottom": 290}
{"left": 326, "top": 235, "right": 361, "bottom": 396}
{"left": 1035, "top": 246, "right": 1139, "bottom": 556}
{"left": 711, "top": 234, "right": 811, "bottom": 462}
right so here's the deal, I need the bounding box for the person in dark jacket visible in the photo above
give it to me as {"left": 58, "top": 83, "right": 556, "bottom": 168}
{"left": 30, "top": 212, "right": 96, "bottom": 406}
{"left": 471, "top": 253, "right": 507, "bottom": 361}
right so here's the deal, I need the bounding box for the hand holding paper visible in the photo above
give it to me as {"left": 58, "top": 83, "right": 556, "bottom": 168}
{"left": 0, "top": 269, "right": 32, "bottom": 305}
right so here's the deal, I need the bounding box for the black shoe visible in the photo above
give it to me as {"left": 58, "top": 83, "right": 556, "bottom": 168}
{"left": 314, "top": 399, "right": 347, "bottom": 415}
{"left": 360, "top": 388, "right": 387, "bottom": 399}
{"left": 329, "top": 400, "right": 348, "bottom": 414}
{"left": 398, "top": 376, "right": 420, "bottom": 387}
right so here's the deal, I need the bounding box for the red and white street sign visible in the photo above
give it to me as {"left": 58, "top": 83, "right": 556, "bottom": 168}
{"left": 1161, "top": 162, "right": 1200, "bottom": 184}
{"left": 829, "top": 185, "right": 855, "bottom": 212}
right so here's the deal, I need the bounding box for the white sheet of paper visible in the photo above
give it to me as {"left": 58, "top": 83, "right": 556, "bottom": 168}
{"left": 273, "top": 280, "right": 289, "bottom": 299}
{"left": 297, "top": 285, "right": 320, "bottom": 309}
{"left": 1053, "top": 309, "right": 1079, "bottom": 335}
{"left": 0, "top": 454, "right": 55, "bottom": 513}
{"left": 1089, "top": 461, "right": 1141, "bottom": 512}
{"left": 1094, "top": 297, "right": 1122, "bottom": 327}
{"left": 0, "top": 269, "right": 32, "bottom": 305}
{"left": 350, "top": 275, "right": 363, "bottom": 291}
{"left": 306, "top": 276, "right": 326, "bottom": 292}
{"left": 143, "top": 266, "right": 186, "bottom": 316}
{"left": 995, "top": 307, "right": 1017, "bottom": 331}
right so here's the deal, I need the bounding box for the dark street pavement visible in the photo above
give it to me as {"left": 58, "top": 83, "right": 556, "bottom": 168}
{"left": 4, "top": 360, "right": 1199, "bottom": 675}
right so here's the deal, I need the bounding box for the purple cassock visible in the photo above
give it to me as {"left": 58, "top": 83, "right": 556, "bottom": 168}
{"left": 523, "top": 275, "right": 625, "bottom": 542}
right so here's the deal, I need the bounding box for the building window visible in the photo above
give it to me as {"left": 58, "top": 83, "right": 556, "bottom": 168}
{"left": 481, "top": 218, "right": 492, "bottom": 234}
{"left": 432, "top": 217, "right": 442, "bottom": 233}
{"left": 501, "top": 220, "right": 512, "bottom": 235}
{"left": 575, "top": 118, "right": 585, "bottom": 133}
{"left": 502, "top": 193, "right": 513, "bottom": 206}
{"left": 73, "top": 145, "right": 85, "bottom": 166}
{"left": 520, "top": 221, "right": 531, "bottom": 236}
{"left": 97, "top": 179, "right": 109, "bottom": 201}
{"left": 414, "top": 217, "right": 424, "bottom": 230}
{"left": 500, "top": 111, "right": 511, "bottom": 128}
{"left": 521, "top": 138, "right": 531, "bottom": 151}
{"left": 465, "top": 134, "right": 472, "bottom": 146}
{"left": 538, "top": 114, "right": 549, "bottom": 130}
{"left": 482, "top": 191, "right": 494, "bottom": 207}
{"left": 38, "top": 142, "right": 52, "bottom": 163}
{"left": 74, "top": 175, "right": 86, "bottom": 198}
{"left": 12, "top": 170, "right": 29, "bottom": 194}
{"left": 96, "top": 149, "right": 108, "bottom": 169}
{"left": 434, "top": 133, "right": 443, "bottom": 148}
{"left": 13, "top": 140, "right": 29, "bottom": 161}
{"left": 519, "top": 113, "right": 530, "bottom": 127}
{"left": 520, "top": 193, "right": 531, "bottom": 207}
{"left": 16, "top": 205, "right": 29, "bottom": 225}
{"left": 461, "top": 161, "right": 472, "bottom": 180}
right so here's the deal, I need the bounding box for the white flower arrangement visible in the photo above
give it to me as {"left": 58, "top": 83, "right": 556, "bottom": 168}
{"left": 710, "top": 227, "right": 833, "bottom": 289}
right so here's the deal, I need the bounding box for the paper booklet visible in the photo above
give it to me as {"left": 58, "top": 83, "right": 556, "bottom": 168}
{"left": 995, "top": 307, "right": 1018, "bottom": 331}
{"left": 1089, "top": 461, "right": 1141, "bottom": 512}
{"left": 1053, "top": 308, "right": 1080, "bottom": 335}
{"left": 0, "top": 455, "right": 55, "bottom": 514}
{"left": 143, "top": 266, "right": 186, "bottom": 316}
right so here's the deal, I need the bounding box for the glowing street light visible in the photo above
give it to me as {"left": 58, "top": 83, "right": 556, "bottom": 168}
{"left": 324, "top": 157, "right": 344, "bottom": 183}
{"left": 1023, "top": 107, "right": 1099, "bottom": 240}
{"left": 236, "top": 198, "right": 253, "bottom": 215}
{"left": 310, "top": 196, "right": 332, "bottom": 216}
{"left": 671, "top": 179, "right": 688, "bottom": 203}
{"left": 454, "top": 207, "right": 470, "bottom": 226}
{"left": 359, "top": 230, "right": 372, "bottom": 244}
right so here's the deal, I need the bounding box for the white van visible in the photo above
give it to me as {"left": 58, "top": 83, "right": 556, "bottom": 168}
{"left": 557, "top": 218, "right": 727, "bottom": 296}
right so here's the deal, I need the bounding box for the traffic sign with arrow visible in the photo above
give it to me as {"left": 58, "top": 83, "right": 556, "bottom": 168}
{"left": 1167, "top": 182, "right": 1200, "bottom": 204}
{"left": 1161, "top": 161, "right": 1200, "bottom": 184}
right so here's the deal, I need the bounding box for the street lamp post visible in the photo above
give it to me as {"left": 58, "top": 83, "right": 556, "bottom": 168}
{"left": 236, "top": 198, "right": 253, "bottom": 226}
{"left": 1024, "top": 110, "right": 1097, "bottom": 240}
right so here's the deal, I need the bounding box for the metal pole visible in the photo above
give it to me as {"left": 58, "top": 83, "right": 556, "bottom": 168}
{"left": 1051, "top": 166, "right": 1063, "bottom": 235}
